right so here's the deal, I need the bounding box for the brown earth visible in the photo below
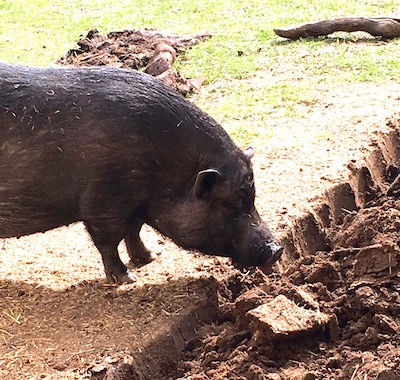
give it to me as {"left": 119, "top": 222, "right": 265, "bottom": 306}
{"left": 1, "top": 31, "right": 400, "bottom": 380}
{"left": 57, "top": 28, "right": 211, "bottom": 96}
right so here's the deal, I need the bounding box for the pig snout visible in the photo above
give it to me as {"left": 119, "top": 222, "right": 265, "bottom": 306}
{"left": 231, "top": 214, "right": 283, "bottom": 268}
{"left": 240, "top": 236, "right": 283, "bottom": 268}
{"left": 263, "top": 240, "right": 284, "bottom": 266}
{"left": 232, "top": 238, "right": 283, "bottom": 268}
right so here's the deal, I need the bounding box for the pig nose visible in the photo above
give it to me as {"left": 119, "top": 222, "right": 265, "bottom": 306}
{"left": 270, "top": 241, "right": 284, "bottom": 259}
{"left": 266, "top": 241, "right": 283, "bottom": 265}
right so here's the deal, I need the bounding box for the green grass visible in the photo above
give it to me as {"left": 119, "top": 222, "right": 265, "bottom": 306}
{"left": 1, "top": 0, "right": 400, "bottom": 146}
{"left": 196, "top": 81, "right": 318, "bottom": 120}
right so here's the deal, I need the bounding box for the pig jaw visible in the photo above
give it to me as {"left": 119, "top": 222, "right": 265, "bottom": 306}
{"left": 148, "top": 203, "right": 283, "bottom": 269}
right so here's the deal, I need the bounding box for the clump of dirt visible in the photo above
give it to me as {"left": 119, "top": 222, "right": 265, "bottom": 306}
{"left": 164, "top": 118, "right": 400, "bottom": 380}
{"left": 57, "top": 28, "right": 211, "bottom": 95}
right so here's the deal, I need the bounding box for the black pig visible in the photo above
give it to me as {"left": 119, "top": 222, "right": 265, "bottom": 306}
{"left": 0, "top": 62, "right": 283, "bottom": 283}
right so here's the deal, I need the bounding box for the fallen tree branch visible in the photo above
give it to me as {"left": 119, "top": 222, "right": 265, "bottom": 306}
{"left": 274, "top": 17, "right": 400, "bottom": 39}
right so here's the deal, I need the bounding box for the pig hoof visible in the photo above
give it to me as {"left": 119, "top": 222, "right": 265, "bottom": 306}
{"left": 107, "top": 269, "right": 138, "bottom": 284}
{"left": 128, "top": 251, "right": 158, "bottom": 267}
{"left": 123, "top": 270, "right": 138, "bottom": 283}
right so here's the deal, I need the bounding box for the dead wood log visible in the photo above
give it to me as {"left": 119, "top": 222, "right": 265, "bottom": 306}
{"left": 143, "top": 43, "right": 204, "bottom": 94}
{"left": 274, "top": 17, "right": 400, "bottom": 39}
{"left": 144, "top": 43, "right": 176, "bottom": 76}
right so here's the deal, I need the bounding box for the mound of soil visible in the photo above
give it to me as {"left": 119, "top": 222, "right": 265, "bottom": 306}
{"left": 164, "top": 118, "right": 400, "bottom": 379}
{"left": 57, "top": 28, "right": 211, "bottom": 96}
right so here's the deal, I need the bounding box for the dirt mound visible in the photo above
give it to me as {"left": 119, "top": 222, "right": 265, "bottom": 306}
{"left": 160, "top": 117, "right": 400, "bottom": 379}
{"left": 57, "top": 28, "right": 211, "bottom": 96}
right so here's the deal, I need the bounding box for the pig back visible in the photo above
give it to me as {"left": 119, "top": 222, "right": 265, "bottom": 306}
{"left": 0, "top": 63, "right": 244, "bottom": 235}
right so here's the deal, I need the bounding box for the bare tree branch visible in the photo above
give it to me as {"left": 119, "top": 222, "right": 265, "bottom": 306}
{"left": 274, "top": 17, "right": 400, "bottom": 39}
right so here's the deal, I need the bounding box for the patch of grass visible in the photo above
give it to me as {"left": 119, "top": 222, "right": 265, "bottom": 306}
{"left": 229, "top": 124, "right": 259, "bottom": 148}
{"left": 195, "top": 80, "right": 319, "bottom": 124}
{"left": 267, "top": 35, "right": 400, "bottom": 84}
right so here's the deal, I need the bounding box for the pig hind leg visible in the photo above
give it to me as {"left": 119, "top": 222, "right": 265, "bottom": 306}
{"left": 85, "top": 221, "right": 137, "bottom": 284}
{"left": 125, "top": 220, "right": 157, "bottom": 266}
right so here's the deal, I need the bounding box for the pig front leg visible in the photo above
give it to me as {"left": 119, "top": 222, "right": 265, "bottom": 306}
{"left": 85, "top": 222, "right": 137, "bottom": 284}
{"left": 125, "top": 220, "right": 157, "bottom": 266}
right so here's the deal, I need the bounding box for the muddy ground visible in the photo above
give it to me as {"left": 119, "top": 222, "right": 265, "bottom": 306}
{"left": 1, "top": 30, "right": 400, "bottom": 380}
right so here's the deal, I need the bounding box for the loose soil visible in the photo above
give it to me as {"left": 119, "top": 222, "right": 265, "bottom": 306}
{"left": 1, "top": 30, "right": 400, "bottom": 380}
{"left": 57, "top": 29, "right": 211, "bottom": 96}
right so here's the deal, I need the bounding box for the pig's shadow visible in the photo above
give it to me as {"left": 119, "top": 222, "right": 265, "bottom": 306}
{"left": 0, "top": 275, "right": 218, "bottom": 379}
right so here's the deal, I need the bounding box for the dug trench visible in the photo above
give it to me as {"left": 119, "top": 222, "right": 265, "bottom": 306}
{"left": 88, "top": 117, "right": 400, "bottom": 380}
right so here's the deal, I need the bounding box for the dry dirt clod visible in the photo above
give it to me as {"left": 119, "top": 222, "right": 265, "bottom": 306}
{"left": 144, "top": 42, "right": 176, "bottom": 76}
{"left": 353, "top": 244, "right": 398, "bottom": 276}
{"left": 246, "top": 294, "right": 333, "bottom": 341}
{"left": 285, "top": 284, "right": 320, "bottom": 309}
{"left": 325, "top": 182, "right": 358, "bottom": 225}
{"left": 291, "top": 213, "right": 330, "bottom": 256}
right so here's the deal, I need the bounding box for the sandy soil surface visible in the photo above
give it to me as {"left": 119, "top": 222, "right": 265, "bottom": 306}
{"left": 1, "top": 31, "right": 400, "bottom": 380}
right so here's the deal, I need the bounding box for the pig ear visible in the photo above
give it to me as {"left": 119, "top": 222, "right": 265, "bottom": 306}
{"left": 243, "top": 146, "right": 256, "bottom": 160}
{"left": 194, "top": 169, "right": 221, "bottom": 199}
{"left": 243, "top": 146, "right": 255, "bottom": 160}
